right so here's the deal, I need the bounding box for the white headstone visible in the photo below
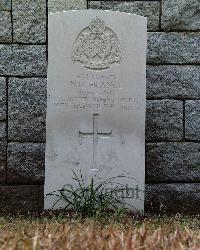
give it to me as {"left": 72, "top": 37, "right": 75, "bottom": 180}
{"left": 45, "top": 10, "right": 147, "bottom": 212}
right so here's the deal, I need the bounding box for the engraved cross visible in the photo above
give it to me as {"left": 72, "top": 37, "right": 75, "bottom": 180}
{"left": 79, "top": 114, "right": 112, "bottom": 171}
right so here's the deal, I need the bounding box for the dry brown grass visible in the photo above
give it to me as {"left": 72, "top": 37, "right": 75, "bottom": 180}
{"left": 0, "top": 215, "right": 199, "bottom": 249}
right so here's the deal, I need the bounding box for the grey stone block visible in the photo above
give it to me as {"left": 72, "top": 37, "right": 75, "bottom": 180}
{"left": 161, "top": 0, "right": 200, "bottom": 31}
{"left": 0, "top": 0, "right": 11, "bottom": 11}
{"left": 0, "top": 122, "right": 6, "bottom": 140}
{"left": 147, "top": 65, "right": 200, "bottom": 99}
{"left": 0, "top": 141, "right": 6, "bottom": 184}
{"left": 146, "top": 142, "right": 200, "bottom": 182}
{"left": 185, "top": 101, "right": 200, "bottom": 140}
{"left": 146, "top": 100, "right": 183, "bottom": 141}
{"left": 8, "top": 78, "right": 47, "bottom": 141}
{"left": 12, "top": 0, "right": 45, "bottom": 12}
{"left": 148, "top": 32, "right": 200, "bottom": 64}
{"left": 38, "top": 185, "right": 44, "bottom": 210}
{"left": 88, "top": 1, "right": 160, "bottom": 31}
{"left": 48, "top": 0, "right": 87, "bottom": 13}
{"left": 7, "top": 143, "right": 45, "bottom": 184}
{"left": 0, "top": 185, "right": 40, "bottom": 214}
{"left": 0, "top": 45, "right": 47, "bottom": 76}
{"left": 145, "top": 183, "right": 200, "bottom": 213}
{"left": 0, "top": 11, "right": 12, "bottom": 42}
{"left": 0, "top": 78, "right": 6, "bottom": 120}
{"left": 13, "top": 0, "right": 46, "bottom": 43}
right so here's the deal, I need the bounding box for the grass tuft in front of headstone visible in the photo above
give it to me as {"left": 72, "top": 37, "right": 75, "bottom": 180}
{"left": 46, "top": 170, "right": 133, "bottom": 218}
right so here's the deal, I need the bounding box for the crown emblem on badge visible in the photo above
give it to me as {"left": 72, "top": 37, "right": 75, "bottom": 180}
{"left": 89, "top": 18, "right": 106, "bottom": 34}
{"left": 72, "top": 17, "right": 122, "bottom": 70}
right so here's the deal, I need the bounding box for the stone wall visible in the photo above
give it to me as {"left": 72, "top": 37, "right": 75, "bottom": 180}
{"left": 0, "top": 0, "right": 199, "bottom": 213}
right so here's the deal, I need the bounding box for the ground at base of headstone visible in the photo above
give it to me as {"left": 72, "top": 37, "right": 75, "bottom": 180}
{"left": 0, "top": 214, "right": 199, "bottom": 249}
{"left": 45, "top": 171, "right": 143, "bottom": 217}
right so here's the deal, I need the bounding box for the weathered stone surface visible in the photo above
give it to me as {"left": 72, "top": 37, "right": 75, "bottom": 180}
{"left": 0, "top": 185, "right": 40, "bottom": 214}
{"left": 0, "top": 78, "right": 6, "bottom": 120}
{"left": 7, "top": 143, "right": 45, "bottom": 184}
{"left": 13, "top": 0, "right": 46, "bottom": 43}
{"left": 0, "top": 122, "right": 6, "bottom": 140}
{"left": 12, "top": 0, "right": 45, "bottom": 13}
{"left": 0, "top": 0, "right": 11, "bottom": 11}
{"left": 8, "top": 78, "right": 47, "bottom": 141}
{"left": 38, "top": 185, "right": 44, "bottom": 210}
{"left": 147, "top": 65, "right": 200, "bottom": 99}
{"left": 0, "top": 142, "right": 6, "bottom": 184}
{"left": 146, "top": 100, "right": 183, "bottom": 141}
{"left": 185, "top": 101, "right": 200, "bottom": 140}
{"left": 146, "top": 142, "right": 200, "bottom": 182}
{"left": 88, "top": 1, "right": 160, "bottom": 31}
{"left": 162, "top": 0, "right": 200, "bottom": 31}
{"left": 45, "top": 10, "right": 146, "bottom": 211}
{"left": 0, "top": 11, "right": 11, "bottom": 42}
{"left": 48, "top": 0, "right": 86, "bottom": 13}
{"left": 0, "top": 45, "right": 47, "bottom": 76}
{"left": 145, "top": 183, "right": 200, "bottom": 213}
{"left": 148, "top": 32, "right": 200, "bottom": 64}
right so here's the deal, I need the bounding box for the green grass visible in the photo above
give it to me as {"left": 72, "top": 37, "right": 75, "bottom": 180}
{"left": 47, "top": 170, "right": 132, "bottom": 217}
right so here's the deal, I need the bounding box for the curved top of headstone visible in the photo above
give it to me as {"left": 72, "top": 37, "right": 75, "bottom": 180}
{"left": 49, "top": 10, "right": 146, "bottom": 72}
{"left": 49, "top": 9, "right": 147, "bottom": 20}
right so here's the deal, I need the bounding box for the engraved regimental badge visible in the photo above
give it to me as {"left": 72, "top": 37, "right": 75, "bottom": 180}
{"left": 72, "top": 17, "right": 122, "bottom": 70}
